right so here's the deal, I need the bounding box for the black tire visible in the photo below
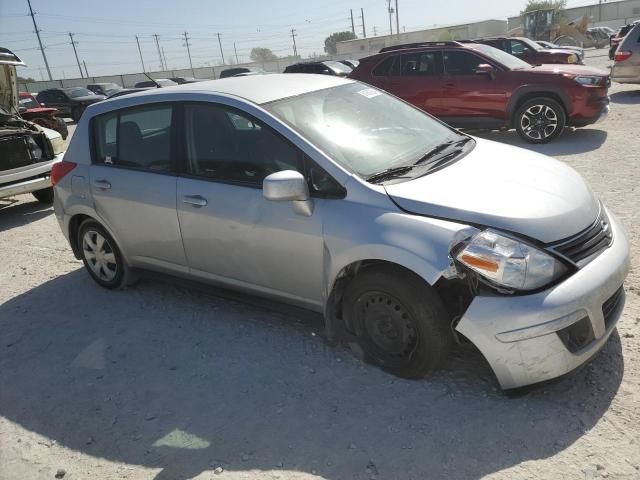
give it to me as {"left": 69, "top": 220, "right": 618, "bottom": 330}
{"left": 514, "top": 97, "right": 566, "bottom": 144}
{"left": 32, "top": 187, "right": 54, "bottom": 204}
{"left": 343, "top": 265, "right": 452, "bottom": 379}
{"left": 56, "top": 117, "right": 69, "bottom": 140}
{"left": 77, "top": 220, "right": 128, "bottom": 289}
{"left": 71, "top": 107, "right": 83, "bottom": 123}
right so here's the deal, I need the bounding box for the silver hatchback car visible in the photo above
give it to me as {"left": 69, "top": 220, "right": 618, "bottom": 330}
{"left": 53, "top": 75, "right": 629, "bottom": 390}
{"left": 611, "top": 22, "right": 640, "bottom": 84}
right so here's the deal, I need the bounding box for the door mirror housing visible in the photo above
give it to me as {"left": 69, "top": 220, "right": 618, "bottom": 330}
{"left": 18, "top": 106, "right": 28, "bottom": 114}
{"left": 475, "top": 63, "right": 496, "bottom": 79}
{"left": 263, "top": 170, "right": 310, "bottom": 202}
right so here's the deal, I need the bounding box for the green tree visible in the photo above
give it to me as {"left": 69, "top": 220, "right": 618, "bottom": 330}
{"left": 522, "top": 0, "right": 566, "bottom": 13}
{"left": 250, "top": 47, "right": 278, "bottom": 63}
{"left": 324, "top": 31, "right": 357, "bottom": 55}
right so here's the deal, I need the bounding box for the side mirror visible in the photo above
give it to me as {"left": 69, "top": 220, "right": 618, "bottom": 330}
{"left": 263, "top": 170, "right": 309, "bottom": 202}
{"left": 475, "top": 63, "right": 496, "bottom": 79}
{"left": 18, "top": 106, "right": 28, "bottom": 114}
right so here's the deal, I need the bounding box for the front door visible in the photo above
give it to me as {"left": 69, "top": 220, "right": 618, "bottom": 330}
{"left": 90, "top": 103, "right": 186, "bottom": 271}
{"left": 439, "top": 50, "right": 511, "bottom": 127}
{"left": 176, "top": 102, "right": 325, "bottom": 307}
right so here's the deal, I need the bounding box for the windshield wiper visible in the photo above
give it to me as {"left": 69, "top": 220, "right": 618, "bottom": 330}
{"left": 413, "top": 137, "right": 471, "bottom": 166}
{"left": 366, "top": 165, "right": 415, "bottom": 184}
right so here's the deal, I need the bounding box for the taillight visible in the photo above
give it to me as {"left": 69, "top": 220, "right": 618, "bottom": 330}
{"left": 51, "top": 161, "right": 76, "bottom": 185}
{"left": 615, "top": 51, "right": 632, "bottom": 62}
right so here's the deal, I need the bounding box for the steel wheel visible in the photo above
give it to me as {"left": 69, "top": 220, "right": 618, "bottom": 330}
{"left": 82, "top": 230, "right": 117, "bottom": 282}
{"left": 355, "top": 291, "right": 420, "bottom": 367}
{"left": 520, "top": 104, "right": 559, "bottom": 141}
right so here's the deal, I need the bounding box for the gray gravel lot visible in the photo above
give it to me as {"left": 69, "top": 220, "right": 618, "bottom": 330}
{"left": 1, "top": 50, "right": 638, "bottom": 480}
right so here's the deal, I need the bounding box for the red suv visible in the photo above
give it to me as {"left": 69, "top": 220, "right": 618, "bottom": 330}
{"left": 475, "top": 37, "right": 583, "bottom": 65}
{"left": 349, "top": 41, "right": 610, "bottom": 143}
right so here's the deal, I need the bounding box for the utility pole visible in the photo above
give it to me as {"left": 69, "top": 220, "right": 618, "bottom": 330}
{"left": 153, "top": 34, "right": 164, "bottom": 70}
{"left": 395, "top": 0, "right": 400, "bottom": 37}
{"left": 26, "top": 0, "right": 52, "bottom": 80}
{"left": 162, "top": 48, "right": 168, "bottom": 71}
{"left": 216, "top": 33, "right": 225, "bottom": 65}
{"left": 360, "top": 8, "right": 367, "bottom": 38}
{"left": 373, "top": 26, "right": 378, "bottom": 36}
{"left": 234, "top": 42, "right": 239, "bottom": 64}
{"left": 350, "top": 9, "right": 356, "bottom": 35}
{"left": 183, "top": 31, "right": 195, "bottom": 76}
{"left": 598, "top": 0, "right": 604, "bottom": 22}
{"left": 68, "top": 32, "right": 83, "bottom": 78}
{"left": 290, "top": 28, "right": 298, "bottom": 57}
{"left": 83, "top": 60, "right": 89, "bottom": 78}
{"left": 135, "top": 35, "right": 146, "bottom": 72}
{"left": 387, "top": 0, "right": 393, "bottom": 36}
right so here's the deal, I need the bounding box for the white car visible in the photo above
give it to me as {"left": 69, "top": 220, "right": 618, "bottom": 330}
{"left": 0, "top": 47, "right": 65, "bottom": 203}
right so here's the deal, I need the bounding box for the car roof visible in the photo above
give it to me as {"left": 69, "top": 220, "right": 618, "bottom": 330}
{"left": 123, "top": 74, "right": 353, "bottom": 105}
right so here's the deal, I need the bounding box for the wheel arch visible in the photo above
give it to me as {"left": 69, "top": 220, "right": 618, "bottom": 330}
{"left": 507, "top": 87, "right": 571, "bottom": 126}
{"left": 67, "top": 211, "right": 128, "bottom": 265}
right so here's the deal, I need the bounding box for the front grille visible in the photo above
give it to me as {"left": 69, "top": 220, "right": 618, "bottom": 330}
{"left": 602, "top": 287, "right": 624, "bottom": 329}
{"left": 549, "top": 210, "right": 612, "bottom": 264}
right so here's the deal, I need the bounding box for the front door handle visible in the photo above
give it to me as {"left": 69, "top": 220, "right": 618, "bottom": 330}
{"left": 182, "top": 195, "right": 208, "bottom": 207}
{"left": 93, "top": 180, "right": 111, "bottom": 190}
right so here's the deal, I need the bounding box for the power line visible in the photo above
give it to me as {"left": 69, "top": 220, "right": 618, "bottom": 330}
{"left": 183, "top": 31, "right": 194, "bottom": 75}
{"left": 68, "top": 32, "right": 84, "bottom": 78}
{"left": 26, "top": 0, "right": 52, "bottom": 80}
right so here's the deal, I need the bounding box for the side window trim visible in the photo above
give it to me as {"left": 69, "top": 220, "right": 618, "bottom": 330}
{"left": 89, "top": 101, "right": 177, "bottom": 176}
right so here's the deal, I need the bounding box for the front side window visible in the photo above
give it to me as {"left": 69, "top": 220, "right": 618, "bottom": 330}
{"left": 65, "top": 87, "right": 94, "bottom": 98}
{"left": 509, "top": 40, "right": 532, "bottom": 57}
{"left": 93, "top": 104, "right": 173, "bottom": 172}
{"left": 373, "top": 55, "right": 400, "bottom": 76}
{"left": 469, "top": 44, "right": 530, "bottom": 70}
{"left": 184, "top": 104, "right": 299, "bottom": 185}
{"left": 400, "top": 51, "right": 443, "bottom": 76}
{"left": 443, "top": 51, "right": 484, "bottom": 75}
{"left": 264, "top": 83, "right": 457, "bottom": 178}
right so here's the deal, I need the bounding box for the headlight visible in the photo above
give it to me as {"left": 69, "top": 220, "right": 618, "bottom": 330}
{"left": 49, "top": 134, "right": 65, "bottom": 155}
{"left": 574, "top": 75, "right": 601, "bottom": 86}
{"left": 567, "top": 54, "right": 578, "bottom": 64}
{"left": 455, "top": 230, "right": 567, "bottom": 291}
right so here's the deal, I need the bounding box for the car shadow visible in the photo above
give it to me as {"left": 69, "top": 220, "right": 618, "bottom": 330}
{"left": 470, "top": 128, "right": 608, "bottom": 156}
{"left": 0, "top": 270, "right": 624, "bottom": 480}
{"left": 610, "top": 90, "right": 640, "bottom": 105}
{"left": 0, "top": 198, "right": 52, "bottom": 233}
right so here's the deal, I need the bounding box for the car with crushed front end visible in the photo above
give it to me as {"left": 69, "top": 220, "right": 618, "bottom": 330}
{"left": 52, "top": 74, "right": 628, "bottom": 390}
{"left": 1, "top": 47, "right": 65, "bottom": 203}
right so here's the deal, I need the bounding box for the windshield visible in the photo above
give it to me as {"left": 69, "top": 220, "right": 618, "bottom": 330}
{"left": 265, "top": 83, "right": 459, "bottom": 178}
{"left": 324, "top": 61, "right": 352, "bottom": 74}
{"left": 157, "top": 79, "right": 178, "bottom": 86}
{"left": 471, "top": 44, "right": 531, "bottom": 70}
{"left": 65, "top": 87, "right": 94, "bottom": 98}
{"left": 519, "top": 37, "right": 543, "bottom": 51}
{"left": 19, "top": 96, "right": 39, "bottom": 108}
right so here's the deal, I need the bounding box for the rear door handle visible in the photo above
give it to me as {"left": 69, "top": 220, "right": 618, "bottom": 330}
{"left": 182, "top": 195, "right": 208, "bottom": 207}
{"left": 93, "top": 180, "right": 111, "bottom": 190}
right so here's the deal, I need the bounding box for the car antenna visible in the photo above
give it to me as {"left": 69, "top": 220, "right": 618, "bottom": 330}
{"left": 143, "top": 72, "right": 161, "bottom": 88}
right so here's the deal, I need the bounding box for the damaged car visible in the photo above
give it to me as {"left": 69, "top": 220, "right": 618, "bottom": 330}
{"left": 1, "top": 48, "right": 65, "bottom": 203}
{"left": 52, "top": 75, "right": 628, "bottom": 390}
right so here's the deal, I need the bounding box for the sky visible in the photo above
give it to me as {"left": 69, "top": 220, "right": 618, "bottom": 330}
{"left": 0, "top": 0, "right": 595, "bottom": 80}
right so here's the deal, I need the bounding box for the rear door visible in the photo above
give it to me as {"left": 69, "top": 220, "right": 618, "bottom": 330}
{"left": 90, "top": 103, "right": 186, "bottom": 272}
{"left": 375, "top": 52, "right": 444, "bottom": 116}
{"left": 439, "top": 50, "right": 511, "bottom": 127}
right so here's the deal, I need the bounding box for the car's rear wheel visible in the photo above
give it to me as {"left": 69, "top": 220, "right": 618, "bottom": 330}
{"left": 32, "top": 187, "right": 54, "bottom": 204}
{"left": 78, "top": 220, "right": 127, "bottom": 289}
{"left": 515, "top": 97, "right": 566, "bottom": 144}
{"left": 343, "top": 265, "right": 452, "bottom": 379}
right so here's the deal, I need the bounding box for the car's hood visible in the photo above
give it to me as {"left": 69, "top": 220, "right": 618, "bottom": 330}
{"left": 539, "top": 47, "right": 581, "bottom": 56}
{"left": 528, "top": 63, "right": 609, "bottom": 76}
{"left": 384, "top": 138, "right": 599, "bottom": 243}
{"left": 23, "top": 107, "right": 58, "bottom": 115}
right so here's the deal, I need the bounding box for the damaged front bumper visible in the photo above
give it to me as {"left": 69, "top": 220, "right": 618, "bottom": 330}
{"left": 456, "top": 209, "right": 629, "bottom": 389}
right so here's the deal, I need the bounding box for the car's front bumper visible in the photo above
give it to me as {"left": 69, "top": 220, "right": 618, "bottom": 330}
{"left": 456, "top": 208, "right": 629, "bottom": 389}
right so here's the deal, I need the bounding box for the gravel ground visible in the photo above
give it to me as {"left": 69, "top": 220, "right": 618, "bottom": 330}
{"left": 1, "top": 49, "right": 638, "bottom": 480}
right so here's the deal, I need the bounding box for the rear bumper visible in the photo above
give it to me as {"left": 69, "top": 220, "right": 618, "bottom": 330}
{"left": 456, "top": 208, "right": 629, "bottom": 389}
{"left": 0, "top": 154, "right": 63, "bottom": 199}
{"left": 0, "top": 175, "right": 52, "bottom": 198}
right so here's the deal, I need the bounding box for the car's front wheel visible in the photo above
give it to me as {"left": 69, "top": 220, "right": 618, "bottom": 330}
{"left": 78, "top": 220, "right": 128, "bottom": 289}
{"left": 343, "top": 265, "right": 452, "bottom": 379}
{"left": 515, "top": 97, "right": 566, "bottom": 144}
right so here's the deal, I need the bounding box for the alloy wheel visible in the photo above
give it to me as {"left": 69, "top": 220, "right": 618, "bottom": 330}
{"left": 82, "top": 230, "right": 117, "bottom": 282}
{"left": 520, "top": 104, "right": 559, "bottom": 141}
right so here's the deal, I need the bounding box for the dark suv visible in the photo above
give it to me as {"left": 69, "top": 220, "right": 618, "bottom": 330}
{"left": 36, "top": 87, "right": 105, "bottom": 122}
{"left": 350, "top": 41, "right": 610, "bottom": 143}
{"left": 476, "top": 37, "right": 583, "bottom": 65}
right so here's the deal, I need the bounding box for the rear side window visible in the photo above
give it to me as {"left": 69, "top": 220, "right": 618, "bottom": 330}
{"left": 443, "top": 51, "right": 485, "bottom": 75}
{"left": 373, "top": 56, "right": 397, "bottom": 76}
{"left": 400, "top": 51, "right": 443, "bottom": 76}
{"left": 93, "top": 104, "right": 173, "bottom": 172}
